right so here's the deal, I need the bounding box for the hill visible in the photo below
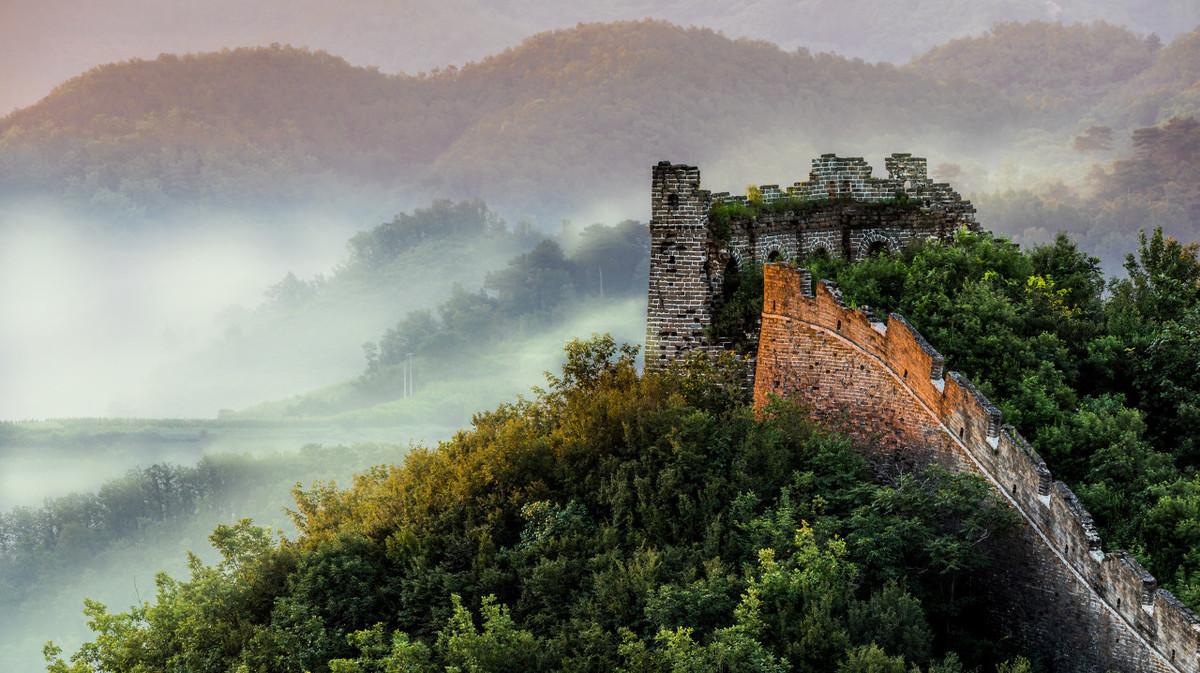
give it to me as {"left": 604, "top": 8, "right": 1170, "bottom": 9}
{"left": 45, "top": 338, "right": 1032, "bottom": 673}
{"left": 5, "top": 0, "right": 1199, "bottom": 116}
{"left": 0, "top": 21, "right": 1015, "bottom": 215}
{"left": 907, "top": 21, "right": 1161, "bottom": 120}
{"left": 6, "top": 20, "right": 1200, "bottom": 231}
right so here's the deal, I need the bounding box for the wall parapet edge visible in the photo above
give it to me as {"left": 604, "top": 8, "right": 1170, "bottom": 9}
{"left": 756, "top": 263, "right": 1199, "bottom": 673}
{"left": 711, "top": 152, "right": 977, "bottom": 224}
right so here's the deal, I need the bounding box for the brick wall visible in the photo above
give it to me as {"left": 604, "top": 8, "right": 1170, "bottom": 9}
{"left": 644, "top": 162, "right": 717, "bottom": 370}
{"left": 753, "top": 264, "right": 1200, "bottom": 673}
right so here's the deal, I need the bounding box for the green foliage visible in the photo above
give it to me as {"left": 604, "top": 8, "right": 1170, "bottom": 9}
{"left": 709, "top": 199, "right": 922, "bottom": 247}
{"left": 708, "top": 203, "right": 751, "bottom": 244}
{"left": 809, "top": 226, "right": 1200, "bottom": 611}
{"left": 48, "top": 337, "right": 1025, "bottom": 672}
{"left": 708, "top": 262, "right": 764, "bottom": 353}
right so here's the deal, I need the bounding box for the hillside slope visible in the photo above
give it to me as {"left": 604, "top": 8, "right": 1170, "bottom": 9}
{"left": 45, "top": 338, "right": 1030, "bottom": 673}
{"left": 907, "top": 21, "right": 1161, "bottom": 119}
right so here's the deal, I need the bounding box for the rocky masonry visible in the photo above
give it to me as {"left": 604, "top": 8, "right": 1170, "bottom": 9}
{"left": 751, "top": 264, "right": 1200, "bottom": 673}
{"left": 644, "top": 154, "right": 978, "bottom": 370}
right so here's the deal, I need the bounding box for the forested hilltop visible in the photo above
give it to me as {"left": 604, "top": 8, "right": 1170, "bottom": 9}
{"left": 4, "top": 20, "right": 1199, "bottom": 219}
{"left": 45, "top": 338, "right": 1040, "bottom": 673}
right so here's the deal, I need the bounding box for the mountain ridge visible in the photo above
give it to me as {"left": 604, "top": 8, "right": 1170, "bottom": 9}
{"left": 2, "top": 20, "right": 1198, "bottom": 217}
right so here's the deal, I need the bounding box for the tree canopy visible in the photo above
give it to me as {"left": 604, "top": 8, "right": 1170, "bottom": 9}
{"left": 45, "top": 337, "right": 1030, "bottom": 673}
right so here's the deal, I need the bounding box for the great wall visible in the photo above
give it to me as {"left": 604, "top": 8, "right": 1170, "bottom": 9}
{"left": 644, "top": 155, "right": 1200, "bottom": 672}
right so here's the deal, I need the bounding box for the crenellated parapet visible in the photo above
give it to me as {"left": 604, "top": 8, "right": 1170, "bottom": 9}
{"left": 754, "top": 263, "right": 1200, "bottom": 673}
{"left": 710, "top": 152, "right": 976, "bottom": 224}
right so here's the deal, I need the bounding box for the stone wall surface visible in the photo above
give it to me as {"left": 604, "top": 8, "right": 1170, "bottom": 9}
{"left": 645, "top": 161, "right": 717, "bottom": 369}
{"left": 752, "top": 263, "right": 1200, "bottom": 673}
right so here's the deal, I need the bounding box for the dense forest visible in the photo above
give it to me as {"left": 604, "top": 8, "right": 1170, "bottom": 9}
{"left": 44, "top": 338, "right": 1039, "bottom": 673}
{"left": 31, "top": 224, "right": 1200, "bottom": 673}
{"left": 5, "top": 20, "right": 1199, "bottom": 217}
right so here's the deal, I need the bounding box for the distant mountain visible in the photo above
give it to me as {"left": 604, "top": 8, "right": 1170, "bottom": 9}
{"left": 907, "top": 21, "right": 1162, "bottom": 119}
{"left": 0, "top": 21, "right": 1013, "bottom": 215}
{"left": 3, "top": 19, "right": 1199, "bottom": 218}
{"left": 1095, "top": 27, "right": 1200, "bottom": 127}
{"left": 5, "top": 0, "right": 1199, "bottom": 115}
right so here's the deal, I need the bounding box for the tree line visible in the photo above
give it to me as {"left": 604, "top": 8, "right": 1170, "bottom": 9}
{"left": 0, "top": 445, "right": 402, "bottom": 614}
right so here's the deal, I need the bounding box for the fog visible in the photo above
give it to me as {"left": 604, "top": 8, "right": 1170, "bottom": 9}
{"left": 0, "top": 443, "right": 419, "bottom": 673}
{"left": 0, "top": 182, "right": 650, "bottom": 671}
{"left": 0, "top": 200, "right": 366, "bottom": 419}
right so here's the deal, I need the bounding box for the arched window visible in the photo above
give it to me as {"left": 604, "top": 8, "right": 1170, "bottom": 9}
{"left": 865, "top": 241, "right": 889, "bottom": 257}
{"left": 721, "top": 256, "right": 741, "bottom": 301}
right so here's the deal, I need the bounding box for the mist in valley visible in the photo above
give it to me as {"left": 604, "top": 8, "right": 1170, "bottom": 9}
{"left": 0, "top": 188, "right": 649, "bottom": 672}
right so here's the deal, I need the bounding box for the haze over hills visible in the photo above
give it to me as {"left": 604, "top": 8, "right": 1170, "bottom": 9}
{"left": 0, "top": 21, "right": 1009, "bottom": 216}
{"left": 6, "top": 8, "right": 1200, "bottom": 673}
{"left": 4, "top": 0, "right": 1199, "bottom": 115}
{"left": 6, "top": 19, "right": 1200, "bottom": 221}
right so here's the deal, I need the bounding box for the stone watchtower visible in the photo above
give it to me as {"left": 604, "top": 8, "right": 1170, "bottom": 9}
{"left": 644, "top": 162, "right": 716, "bottom": 369}
{"left": 644, "top": 153, "right": 979, "bottom": 371}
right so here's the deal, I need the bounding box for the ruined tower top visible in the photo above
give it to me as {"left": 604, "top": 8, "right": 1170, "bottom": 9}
{"left": 644, "top": 152, "right": 979, "bottom": 371}
{"left": 708, "top": 152, "right": 975, "bottom": 223}
{"left": 650, "top": 161, "right": 708, "bottom": 227}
